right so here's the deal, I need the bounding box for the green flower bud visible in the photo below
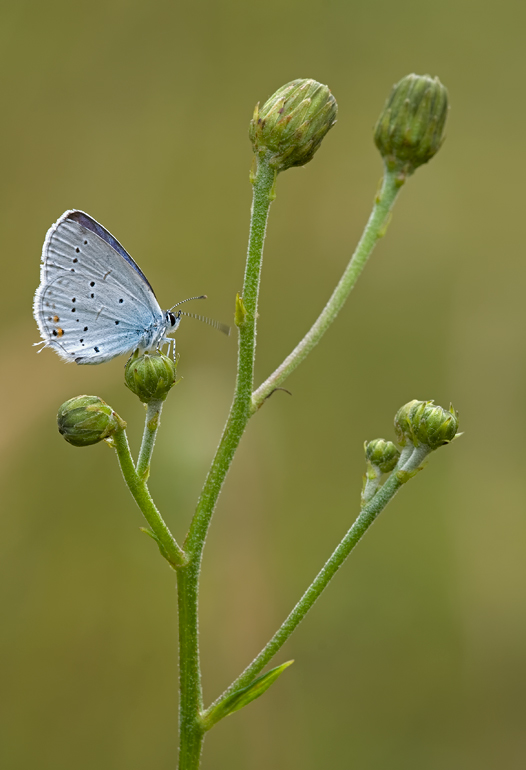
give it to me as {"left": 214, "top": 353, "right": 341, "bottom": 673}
{"left": 124, "top": 351, "right": 177, "bottom": 403}
{"left": 394, "top": 399, "right": 426, "bottom": 447}
{"left": 394, "top": 399, "right": 459, "bottom": 450}
{"left": 365, "top": 438, "right": 400, "bottom": 473}
{"left": 57, "top": 395, "right": 126, "bottom": 447}
{"left": 374, "top": 74, "right": 449, "bottom": 178}
{"left": 249, "top": 78, "right": 337, "bottom": 172}
{"left": 413, "top": 401, "right": 459, "bottom": 450}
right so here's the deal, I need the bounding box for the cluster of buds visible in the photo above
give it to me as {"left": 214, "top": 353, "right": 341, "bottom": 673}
{"left": 57, "top": 352, "right": 178, "bottom": 447}
{"left": 249, "top": 78, "right": 337, "bottom": 172}
{"left": 362, "top": 400, "right": 459, "bottom": 503}
{"left": 249, "top": 73, "right": 447, "bottom": 183}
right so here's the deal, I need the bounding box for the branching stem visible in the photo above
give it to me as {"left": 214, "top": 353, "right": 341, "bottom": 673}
{"left": 204, "top": 445, "right": 430, "bottom": 717}
{"left": 113, "top": 428, "right": 187, "bottom": 568}
{"left": 252, "top": 169, "right": 402, "bottom": 409}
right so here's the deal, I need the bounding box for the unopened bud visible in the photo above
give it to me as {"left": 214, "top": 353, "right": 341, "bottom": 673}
{"left": 374, "top": 74, "right": 448, "bottom": 178}
{"left": 394, "top": 399, "right": 426, "bottom": 447}
{"left": 57, "top": 395, "right": 125, "bottom": 447}
{"left": 414, "top": 401, "right": 459, "bottom": 450}
{"left": 365, "top": 438, "right": 400, "bottom": 473}
{"left": 124, "top": 351, "right": 177, "bottom": 404}
{"left": 394, "top": 399, "right": 459, "bottom": 450}
{"left": 249, "top": 78, "right": 337, "bottom": 172}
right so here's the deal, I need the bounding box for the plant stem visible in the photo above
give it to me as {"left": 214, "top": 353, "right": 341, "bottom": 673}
{"left": 204, "top": 445, "right": 429, "bottom": 716}
{"left": 177, "top": 560, "right": 205, "bottom": 769}
{"left": 176, "top": 157, "right": 276, "bottom": 768}
{"left": 112, "top": 428, "right": 187, "bottom": 568}
{"left": 136, "top": 400, "right": 164, "bottom": 481}
{"left": 251, "top": 169, "right": 402, "bottom": 409}
{"left": 184, "top": 157, "right": 276, "bottom": 558}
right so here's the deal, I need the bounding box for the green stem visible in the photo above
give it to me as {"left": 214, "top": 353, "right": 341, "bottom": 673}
{"left": 177, "top": 560, "right": 206, "bottom": 769}
{"left": 136, "top": 400, "right": 164, "bottom": 480}
{"left": 184, "top": 157, "right": 276, "bottom": 558}
{"left": 204, "top": 445, "right": 429, "bottom": 717}
{"left": 175, "top": 157, "right": 276, "bottom": 768}
{"left": 112, "top": 428, "right": 187, "bottom": 568}
{"left": 361, "top": 471, "right": 381, "bottom": 506}
{"left": 251, "top": 169, "right": 402, "bottom": 409}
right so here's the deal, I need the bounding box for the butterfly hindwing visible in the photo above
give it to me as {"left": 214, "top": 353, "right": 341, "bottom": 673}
{"left": 34, "top": 211, "right": 166, "bottom": 364}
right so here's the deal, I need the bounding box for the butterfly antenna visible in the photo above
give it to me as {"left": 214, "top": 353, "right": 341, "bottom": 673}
{"left": 169, "top": 295, "right": 208, "bottom": 311}
{"left": 180, "top": 311, "right": 230, "bottom": 336}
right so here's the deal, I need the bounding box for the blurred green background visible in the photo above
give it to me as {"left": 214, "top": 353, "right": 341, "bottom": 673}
{"left": 2, "top": 0, "right": 525, "bottom": 768}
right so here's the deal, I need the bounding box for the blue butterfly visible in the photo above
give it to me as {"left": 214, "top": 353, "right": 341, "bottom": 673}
{"left": 33, "top": 210, "right": 227, "bottom": 364}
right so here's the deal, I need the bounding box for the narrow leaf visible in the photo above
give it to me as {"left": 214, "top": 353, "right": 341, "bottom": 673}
{"left": 139, "top": 527, "right": 160, "bottom": 543}
{"left": 205, "top": 661, "right": 293, "bottom": 729}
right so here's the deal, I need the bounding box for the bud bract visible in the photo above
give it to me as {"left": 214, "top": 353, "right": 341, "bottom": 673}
{"left": 374, "top": 74, "right": 448, "bottom": 178}
{"left": 57, "top": 395, "right": 125, "bottom": 447}
{"left": 249, "top": 78, "right": 337, "bottom": 172}
{"left": 124, "top": 351, "right": 177, "bottom": 403}
{"left": 365, "top": 438, "right": 400, "bottom": 473}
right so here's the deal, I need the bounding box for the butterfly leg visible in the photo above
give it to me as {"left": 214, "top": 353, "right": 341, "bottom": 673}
{"left": 159, "top": 337, "right": 176, "bottom": 361}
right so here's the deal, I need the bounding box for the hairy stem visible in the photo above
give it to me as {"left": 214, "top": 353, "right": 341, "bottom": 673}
{"left": 177, "top": 560, "right": 205, "bottom": 769}
{"left": 176, "top": 157, "right": 276, "bottom": 769}
{"left": 136, "top": 399, "right": 164, "bottom": 480}
{"left": 184, "top": 157, "right": 276, "bottom": 558}
{"left": 112, "top": 428, "right": 187, "bottom": 568}
{"left": 251, "top": 169, "right": 402, "bottom": 409}
{"left": 205, "top": 445, "right": 429, "bottom": 716}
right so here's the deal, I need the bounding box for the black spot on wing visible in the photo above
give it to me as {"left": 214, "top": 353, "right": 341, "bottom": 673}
{"left": 65, "top": 211, "right": 157, "bottom": 296}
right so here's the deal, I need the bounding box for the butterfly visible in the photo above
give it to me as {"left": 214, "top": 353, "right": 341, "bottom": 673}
{"left": 33, "top": 210, "right": 228, "bottom": 364}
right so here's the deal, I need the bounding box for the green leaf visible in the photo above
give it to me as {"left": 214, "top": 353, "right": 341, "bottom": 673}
{"left": 205, "top": 661, "right": 293, "bottom": 729}
{"left": 139, "top": 526, "right": 160, "bottom": 543}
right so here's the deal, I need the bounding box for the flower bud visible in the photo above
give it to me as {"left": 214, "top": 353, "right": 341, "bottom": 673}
{"left": 394, "top": 399, "right": 426, "bottom": 447}
{"left": 413, "top": 401, "right": 459, "bottom": 450}
{"left": 124, "top": 351, "right": 177, "bottom": 403}
{"left": 365, "top": 438, "right": 400, "bottom": 473}
{"left": 394, "top": 399, "right": 459, "bottom": 450}
{"left": 249, "top": 78, "right": 337, "bottom": 172}
{"left": 57, "top": 395, "right": 125, "bottom": 447}
{"left": 374, "top": 74, "right": 449, "bottom": 178}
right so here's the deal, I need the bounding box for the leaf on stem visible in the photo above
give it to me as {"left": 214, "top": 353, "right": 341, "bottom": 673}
{"left": 205, "top": 661, "right": 294, "bottom": 728}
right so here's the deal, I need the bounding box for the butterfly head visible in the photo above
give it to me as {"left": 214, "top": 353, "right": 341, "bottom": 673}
{"left": 166, "top": 310, "right": 182, "bottom": 331}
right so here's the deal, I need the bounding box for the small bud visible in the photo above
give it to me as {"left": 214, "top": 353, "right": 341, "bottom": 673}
{"left": 124, "top": 351, "right": 177, "bottom": 404}
{"left": 374, "top": 74, "right": 449, "bottom": 178}
{"left": 365, "top": 438, "right": 400, "bottom": 473}
{"left": 414, "top": 401, "right": 459, "bottom": 450}
{"left": 249, "top": 79, "right": 337, "bottom": 172}
{"left": 394, "top": 399, "right": 459, "bottom": 450}
{"left": 57, "top": 395, "right": 126, "bottom": 447}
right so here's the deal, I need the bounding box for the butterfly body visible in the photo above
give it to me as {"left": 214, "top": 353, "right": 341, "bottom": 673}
{"left": 33, "top": 210, "right": 180, "bottom": 364}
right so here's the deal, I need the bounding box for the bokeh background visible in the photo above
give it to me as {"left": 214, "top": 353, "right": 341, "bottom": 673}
{"left": 2, "top": 1, "right": 526, "bottom": 768}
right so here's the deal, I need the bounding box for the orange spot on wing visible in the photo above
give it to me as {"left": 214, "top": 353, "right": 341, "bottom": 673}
{"left": 57, "top": 328, "right": 64, "bottom": 337}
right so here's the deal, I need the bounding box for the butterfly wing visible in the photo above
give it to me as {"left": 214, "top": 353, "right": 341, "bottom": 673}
{"left": 33, "top": 210, "right": 166, "bottom": 364}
